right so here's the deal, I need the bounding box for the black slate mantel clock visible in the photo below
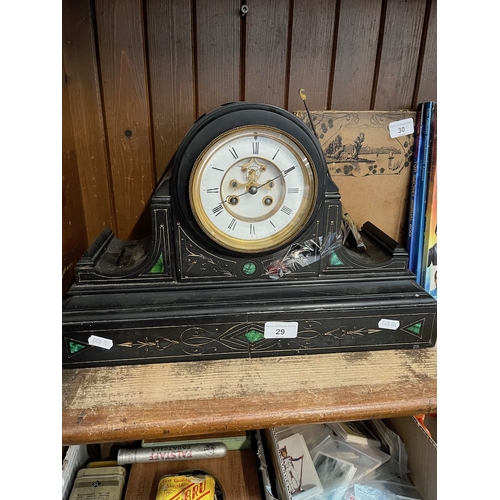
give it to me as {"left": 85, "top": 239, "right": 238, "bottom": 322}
{"left": 62, "top": 102, "right": 436, "bottom": 369}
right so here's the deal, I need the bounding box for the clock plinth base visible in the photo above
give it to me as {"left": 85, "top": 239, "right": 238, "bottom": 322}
{"left": 63, "top": 276, "right": 435, "bottom": 369}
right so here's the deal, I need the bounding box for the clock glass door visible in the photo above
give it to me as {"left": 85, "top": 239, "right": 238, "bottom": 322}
{"left": 189, "top": 125, "right": 318, "bottom": 254}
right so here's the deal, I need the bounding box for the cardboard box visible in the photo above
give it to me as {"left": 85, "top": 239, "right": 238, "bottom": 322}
{"left": 388, "top": 417, "right": 437, "bottom": 500}
{"left": 295, "top": 110, "right": 416, "bottom": 246}
{"left": 262, "top": 416, "right": 437, "bottom": 500}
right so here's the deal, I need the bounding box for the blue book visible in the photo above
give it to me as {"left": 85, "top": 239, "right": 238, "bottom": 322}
{"left": 415, "top": 102, "right": 436, "bottom": 285}
{"left": 420, "top": 108, "right": 437, "bottom": 296}
{"left": 406, "top": 103, "right": 424, "bottom": 273}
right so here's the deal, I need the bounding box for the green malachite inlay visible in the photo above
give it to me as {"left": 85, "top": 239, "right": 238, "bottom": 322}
{"left": 329, "top": 251, "right": 343, "bottom": 266}
{"left": 407, "top": 322, "right": 422, "bottom": 334}
{"left": 244, "top": 330, "right": 264, "bottom": 343}
{"left": 149, "top": 254, "right": 164, "bottom": 274}
{"left": 242, "top": 261, "right": 257, "bottom": 275}
{"left": 68, "top": 341, "right": 88, "bottom": 355}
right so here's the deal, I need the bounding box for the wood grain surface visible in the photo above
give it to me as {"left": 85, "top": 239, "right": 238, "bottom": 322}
{"left": 195, "top": 0, "right": 241, "bottom": 115}
{"left": 62, "top": 348, "right": 437, "bottom": 445}
{"left": 244, "top": 0, "right": 289, "bottom": 107}
{"left": 331, "top": 0, "right": 383, "bottom": 110}
{"left": 414, "top": 0, "right": 437, "bottom": 105}
{"left": 62, "top": 66, "right": 88, "bottom": 294}
{"left": 145, "top": 0, "right": 196, "bottom": 181}
{"left": 287, "top": 0, "right": 337, "bottom": 111}
{"left": 373, "top": 0, "right": 427, "bottom": 109}
{"left": 62, "top": 0, "right": 115, "bottom": 243}
{"left": 123, "top": 450, "right": 262, "bottom": 500}
{"left": 95, "top": 0, "right": 155, "bottom": 241}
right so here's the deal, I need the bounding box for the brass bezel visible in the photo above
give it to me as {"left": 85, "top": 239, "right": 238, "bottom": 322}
{"left": 189, "top": 125, "right": 318, "bottom": 254}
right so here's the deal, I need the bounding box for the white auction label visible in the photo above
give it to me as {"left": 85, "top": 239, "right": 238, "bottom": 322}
{"left": 388, "top": 118, "right": 414, "bottom": 138}
{"left": 264, "top": 321, "right": 298, "bottom": 339}
{"left": 88, "top": 335, "right": 113, "bottom": 350}
{"left": 378, "top": 318, "right": 400, "bottom": 330}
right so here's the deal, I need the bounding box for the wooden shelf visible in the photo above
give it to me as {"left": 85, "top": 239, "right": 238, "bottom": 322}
{"left": 62, "top": 347, "right": 437, "bottom": 446}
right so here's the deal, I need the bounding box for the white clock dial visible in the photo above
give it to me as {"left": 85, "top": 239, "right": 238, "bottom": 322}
{"left": 189, "top": 126, "right": 318, "bottom": 253}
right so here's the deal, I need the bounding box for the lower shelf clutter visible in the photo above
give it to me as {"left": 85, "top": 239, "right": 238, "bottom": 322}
{"left": 124, "top": 449, "right": 262, "bottom": 499}
{"left": 62, "top": 416, "right": 436, "bottom": 500}
{"left": 261, "top": 416, "right": 436, "bottom": 500}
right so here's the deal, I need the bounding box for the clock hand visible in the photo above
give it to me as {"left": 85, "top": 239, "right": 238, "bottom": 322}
{"left": 256, "top": 165, "right": 296, "bottom": 190}
{"left": 222, "top": 190, "right": 250, "bottom": 205}
{"left": 221, "top": 179, "right": 253, "bottom": 205}
{"left": 222, "top": 166, "right": 296, "bottom": 205}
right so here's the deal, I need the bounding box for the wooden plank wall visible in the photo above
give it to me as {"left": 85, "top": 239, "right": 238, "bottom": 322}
{"left": 62, "top": 0, "right": 437, "bottom": 293}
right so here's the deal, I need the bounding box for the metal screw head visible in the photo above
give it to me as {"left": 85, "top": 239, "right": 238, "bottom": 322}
{"left": 241, "top": 5, "right": 249, "bottom": 16}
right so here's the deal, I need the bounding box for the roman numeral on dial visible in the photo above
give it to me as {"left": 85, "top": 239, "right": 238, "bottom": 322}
{"left": 212, "top": 204, "right": 224, "bottom": 216}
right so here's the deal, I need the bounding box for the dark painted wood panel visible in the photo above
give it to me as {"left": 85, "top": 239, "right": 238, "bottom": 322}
{"left": 331, "top": 0, "right": 383, "bottom": 110}
{"left": 287, "top": 0, "right": 337, "bottom": 112}
{"left": 373, "top": 0, "right": 426, "bottom": 109}
{"left": 415, "top": 0, "right": 437, "bottom": 104}
{"left": 195, "top": 0, "right": 241, "bottom": 116}
{"left": 145, "top": 0, "right": 196, "bottom": 181}
{"left": 244, "top": 0, "right": 289, "bottom": 107}
{"left": 95, "top": 0, "right": 155, "bottom": 240}
{"left": 62, "top": 0, "right": 115, "bottom": 244}
{"left": 62, "top": 66, "right": 88, "bottom": 296}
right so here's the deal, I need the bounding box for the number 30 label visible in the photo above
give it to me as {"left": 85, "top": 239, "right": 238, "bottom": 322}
{"left": 264, "top": 321, "right": 298, "bottom": 339}
{"left": 388, "top": 118, "right": 414, "bottom": 138}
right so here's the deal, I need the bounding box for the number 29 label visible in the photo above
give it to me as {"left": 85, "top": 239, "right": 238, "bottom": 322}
{"left": 264, "top": 321, "right": 298, "bottom": 339}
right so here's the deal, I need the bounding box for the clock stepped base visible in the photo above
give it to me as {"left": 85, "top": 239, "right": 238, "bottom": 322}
{"left": 63, "top": 277, "right": 436, "bottom": 369}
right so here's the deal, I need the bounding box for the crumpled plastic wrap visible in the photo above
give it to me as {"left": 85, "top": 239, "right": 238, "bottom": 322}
{"left": 265, "top": 230, "right": 344, "bottom": 279}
